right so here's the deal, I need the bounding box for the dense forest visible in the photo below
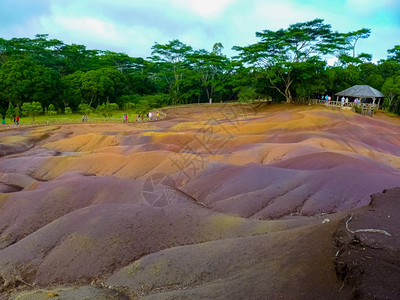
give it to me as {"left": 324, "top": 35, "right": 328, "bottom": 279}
{"left": 1, "top": 18, "right": 400, "bottom": 119}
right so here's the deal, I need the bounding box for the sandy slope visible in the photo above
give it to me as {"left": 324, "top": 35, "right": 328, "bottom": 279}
{"left": 0, "top": 103, "right": 399, "bottom": 299}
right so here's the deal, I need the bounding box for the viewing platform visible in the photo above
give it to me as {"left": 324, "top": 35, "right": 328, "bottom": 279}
{"left": 311, "top": 99, "right": 378, "bottom": 116}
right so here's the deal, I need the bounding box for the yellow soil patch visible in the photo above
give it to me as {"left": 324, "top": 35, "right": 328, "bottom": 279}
{"left": 0, "top": 194, "right": 8, "bottom": 209}
{"left": 142, "top": 131, "right": 195, "bottom": 146}
{"left": 202, "top": 215, "right": 246, "bottom": 237}
{"left": 202, "top": 215, "right": 286, "bottom": 239}
{"left": 43, "top": 133, "right": 118, "bottom": 152}
{"left": 357, "top": 148, "right": 400, "bottom": 169}
{"left": 33, "top": 151, "right": 206, "bottom": 180}
{"left": 209, "top": 142, "right": 325, "bottom": 165}
{"left": 236, "top": 113, "right": 331, "bottom": 135}
{"left": 30, "top": 126, "right": 60, "bottom": 137}
{"left": 300, "top": 137, "right": 354, "bottom": 152}
{"left": 0, "top": 126, "right": 59, "bottom": 146}
{"left": 0, "top": 135, "right": 31, "bottom": 146}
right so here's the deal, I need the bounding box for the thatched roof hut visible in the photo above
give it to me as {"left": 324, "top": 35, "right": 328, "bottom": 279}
{"left": 335, "top": 85, "right": 385, "bottom": 98}
{"left": 335, "top": 85, "right": 385, "bottom": 105}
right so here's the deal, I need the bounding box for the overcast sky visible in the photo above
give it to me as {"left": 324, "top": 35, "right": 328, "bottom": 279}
{"left": 1, "top": 0, "right": 399, "bottom": 62}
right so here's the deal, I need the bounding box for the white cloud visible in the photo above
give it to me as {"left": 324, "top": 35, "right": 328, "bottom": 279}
{"left": 1, "top": 0, "right": 398, "bottom": 60}
{"left": 345, "top": 0, "right": 398, "bottom": 16}
{"left": 171, "top": 0, "right": 236, "bottom": 18}
{"left": 56, "top": 17, "right": 113, "bottom": 38}
{"left": 251, "top": 0, "right": 319, "bottom": 30}
{"left": 39, "top": 10, "right": 162, "bottom": 56}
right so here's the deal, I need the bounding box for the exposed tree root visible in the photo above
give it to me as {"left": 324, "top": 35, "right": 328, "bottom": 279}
{"left": 345, "top": 214, "right": 391, "bottom": 237}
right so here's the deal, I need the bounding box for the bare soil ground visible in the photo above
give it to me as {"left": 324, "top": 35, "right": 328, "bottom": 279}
{"left": 0, "top": 103, "right": 399, "bottom": 299}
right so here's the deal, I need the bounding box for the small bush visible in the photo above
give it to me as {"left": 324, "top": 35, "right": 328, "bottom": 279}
{"left": 47, "top": 104, "right": 57, "bottom": 115}
{"left": 353, "top": 105, "right": 362, "bottom": 114}
{"left": 96, "top": 103, "right": 119, "bottom": 118}
{"left": 237, "top": 87, "right": 258, "bottom": 103}
{"left": 5, "top": 102, "right": 15, "bottom": 119}
{"left": 78, "top": 103, "right": 93, "bottom": 115}
{"left": 22, "top": 101, "right": 43, "bottom": 121}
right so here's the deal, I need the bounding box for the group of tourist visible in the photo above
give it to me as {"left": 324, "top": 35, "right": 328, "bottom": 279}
{"left": 1, "top": 115, "right": 20, "bottom": 126}
{"left": 79, "top": 112, "right": 161, "bottom": 123}
{"left": 323, "top": 95, "right": 331, "bottom": 105}
{"left": 134, "top": 112, "right": 160, "bottom": 122}
{"left": 341, "top": 96, "right": 350, "bottom": 105}
{"left": 322, "top": 95, "right": 359, "bottom": 106}
{"left": 1, "top": 112, "right": 162, "bottom": 126}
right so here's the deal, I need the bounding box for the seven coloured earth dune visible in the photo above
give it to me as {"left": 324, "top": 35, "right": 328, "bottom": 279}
{"left": 0, "top": 103, "right": 399, "bottom": 299}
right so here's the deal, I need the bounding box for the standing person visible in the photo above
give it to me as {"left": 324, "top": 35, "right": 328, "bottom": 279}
{"left": 328, "top": 95, "right": 331, "bottom": 105}
{"left": 345, "top": 97, "right": 349, "bottom": 105}
{"left": 125, "top": 114, "right": 128, "bottom": 122}
{"left": 157, "top": 112, "right": 160, "bottom": 120}
{"left": 341, "top": 96, "right": 345, "bottom": 106}
{"left": 1, "top": 117, "right": 5, "bottom": 125}
{"left": 16, "top": 115, "right": 19, "bottom": 125}
{"left": 149, "top": 112, "right": 152, "bottom": 121}
{"left": 324, "top": 95, "right": 328, "bottom": 105}
{"left": 82, "top": 114, "right": 85, "bottom": 122}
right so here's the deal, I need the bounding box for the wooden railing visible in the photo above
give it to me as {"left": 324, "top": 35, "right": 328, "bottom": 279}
{"left": 311, "top": 99, "right": 378, "bottom": 116}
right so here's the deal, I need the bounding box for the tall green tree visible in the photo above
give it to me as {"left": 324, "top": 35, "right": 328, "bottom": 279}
{"left": 60, "top": 71, "right": 84, "bottom": 110}
{"left": 79, "top": 68, "right": 126, "bottom": 107}
{"left": 376, "top": 60, "right": 400, "bottom": 80}
{"left": 125, "top": 58, "right": 162, "bottom": 96}
{"left": 234, "top": 19, "right": 336, "bottom": 103}
{"left": 0, "top": 57, "right": 58, "bottom": 108}
{"left": 187, "top": 44, "right": 231, "bottom": 102}
{"left": 381, "top": 75, "right": 400, "bottom": 113}
{"left": 336, "top": 28, "right": 371, "bottom": 65}
{"left": 387, "top": 45, "right": 400, "bottom": 62}
{"left": 58, "top": 44, "right": 101, "bottom": 75}
{"left": 150, "top": 39, "right": 193, "bottom": 104}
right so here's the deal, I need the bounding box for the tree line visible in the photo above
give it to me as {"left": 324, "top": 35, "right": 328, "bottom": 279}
{"left": 1, "top": 19, "right": 400, "bottom": 119}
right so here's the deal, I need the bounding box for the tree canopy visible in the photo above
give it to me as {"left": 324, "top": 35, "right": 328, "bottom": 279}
{"left": 1, "top": 21, "right": 400, "bottom": 117}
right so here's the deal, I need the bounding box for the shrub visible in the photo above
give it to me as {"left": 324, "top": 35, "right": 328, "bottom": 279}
{"left": 237, "top": 87, "right": 258, "bottom": 103}
{"left": 22, "top": 101, "right": 43, "bottom": 121}
{"left": 78, "top": 103, "right": 93, "bottom": 115}
{"left": 5, "top": 102, "right": 15, "bottom": 120}
{"left": 96, "top": 102, "right": 119, "bottom": 118}
{"left": 47, "top": 104, "right": 57, "bottom": 115}
{"left": 353, "top": 105, "right": 362, "bottom": 114}
{"left": 64, "top": 107, "right": 72, "bottom": 115}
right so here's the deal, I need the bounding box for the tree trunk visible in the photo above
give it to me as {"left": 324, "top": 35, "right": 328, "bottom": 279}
{"left": 268, "top": 72, "right": 293, "bottom": 104}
